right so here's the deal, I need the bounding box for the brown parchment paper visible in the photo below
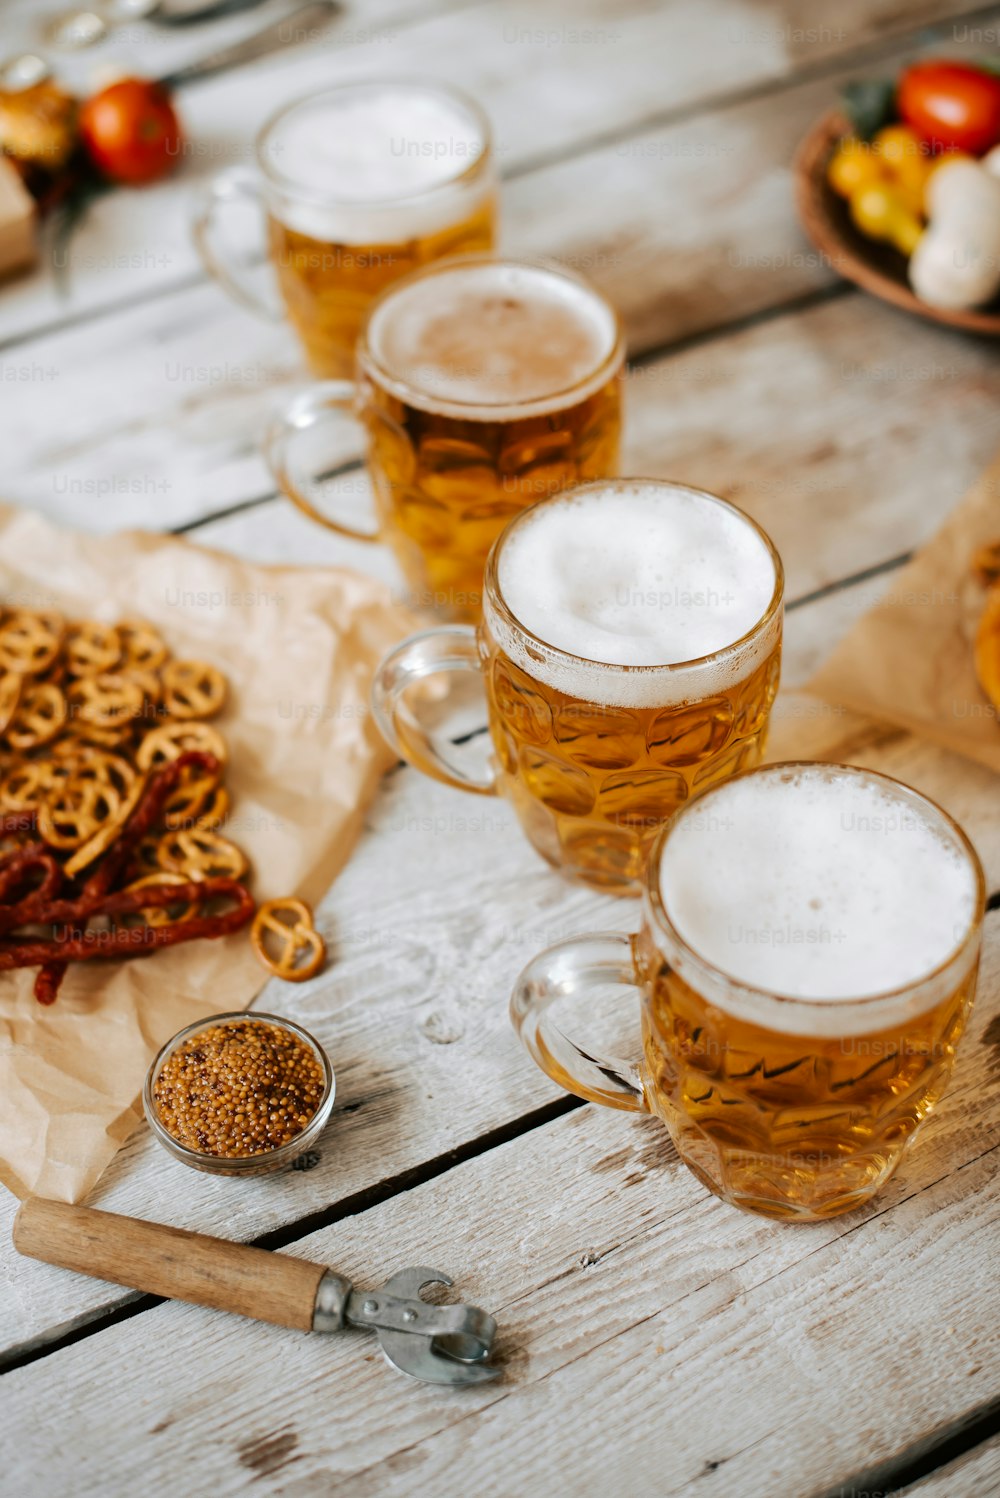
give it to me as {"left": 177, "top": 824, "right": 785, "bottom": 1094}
{"left": 0, "top": 505, "right": 415, "bottom": 1203}
{"left": 808, "top": 449, "right": 1000, "bottom": 774}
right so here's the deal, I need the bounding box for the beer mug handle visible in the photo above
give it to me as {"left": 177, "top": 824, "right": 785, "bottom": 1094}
{"left": 371, "top": 626, "right": 499, "bottom": 796}
{"left": 510, "top": 933, "right": 648, "bottom": 1112}
{"left": 193, "top": 168, "right": 284, "bottom": 320}
{"left": 264, "top": 384, "right": 381, "bottom": 542}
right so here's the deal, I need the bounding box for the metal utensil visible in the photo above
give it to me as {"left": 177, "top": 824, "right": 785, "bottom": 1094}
{"left": 156, "top": 1, "right": 341, "bottom": 89}
{"left": 113, "top": 0, "right": 270, "bottom": 27}
{"left": 13, "top": 1198, "right": 501, "bottom": 1387}
{"left": 15, "top": 2, "right": 340, "bottom": 81}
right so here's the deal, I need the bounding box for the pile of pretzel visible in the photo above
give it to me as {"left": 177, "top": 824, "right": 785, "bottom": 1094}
{"left": 974, "top": 541, "right": 1000, "bottom": 716}
{"left": 0, "top": 609, "right": 254, "bottom": 1004}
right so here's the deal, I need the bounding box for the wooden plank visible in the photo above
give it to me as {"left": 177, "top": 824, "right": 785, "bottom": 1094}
{"left": 900, "top": 1438, "right": 1000, "bottom": 1496}
{"left": 2, "top": 548, "right": 998, "bottom": 1360}
{"left": 2, "top": 911, "right": 997, "bottom": 1496}
{"left": 0, "top": 0, "right": 990, "bottom": 345}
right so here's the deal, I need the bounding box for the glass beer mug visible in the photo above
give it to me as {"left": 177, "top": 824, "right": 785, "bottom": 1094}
{"left": 511, "top": 762, "right": 985, "bottom": 1219}
{"left": 195, "top": 78, "right": 497, "bottom": 379}
{"left": 265, "top": 257, "right": 625, "bottom": 622}
{"left": 373, "top": 479, "right": 783, "bottom": 888}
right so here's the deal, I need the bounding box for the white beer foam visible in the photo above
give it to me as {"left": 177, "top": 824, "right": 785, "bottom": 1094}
{"left": 264, "top": 84, "right": 491, "bottom": 243}
{"left": 367, "top": 261, "right": 620, "bottom": 417}
{"left": 658, "top": 765, "right": 979, "bottom": 1028}
{"left": 487, "top": 482, "right": 778, "bottom": 707}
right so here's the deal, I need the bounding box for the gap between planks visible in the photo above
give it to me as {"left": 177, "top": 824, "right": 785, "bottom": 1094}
{"left": 0, "top": 1095, "right": 582, "bottom": 1377}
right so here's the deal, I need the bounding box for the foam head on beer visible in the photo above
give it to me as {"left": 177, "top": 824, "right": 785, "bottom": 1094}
{"left": 264, "top": 83, "right": 490, "bottom": 242}
{"left": 658, "top": 765, "right": 979, "bottom": 1008}
{"left": 488, "top": 480, "right": 778, "bottom": 706}
{"left": 368, "top": 260, "right": 620, "bottom": 416}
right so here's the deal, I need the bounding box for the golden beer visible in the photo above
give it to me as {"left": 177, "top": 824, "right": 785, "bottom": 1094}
{"left": 360, "top": 259, "right": 623, "bottom": 618}
{"left": 197, "top": 80, "right": 497, "bottom": 379}
{"left": 268, "top": 196, "right": 495, "bottom": 382}
{"left": 481, "top": 480, "right": 782, "bottom": 886}
{"left": 511, "top": 763, "right": 985, "bottom": 1221}
{"left": 271, "top": 259, "right": 624, "bottom": 623}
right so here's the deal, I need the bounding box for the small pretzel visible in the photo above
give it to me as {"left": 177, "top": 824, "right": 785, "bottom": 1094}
{"left": 0, "top": 611, "right": 63, "bottom": 675}
{"left": 0, "top": 761, "right": 51, "bottom": 812}
{"left": 68, "top": 673, "right": 145, "bottom": 729}
{"left": 121, "top": 873, "right": 198, "bottom": 927}
{"left": 4, "top": 682, "right": 67, "bottom": 752}
{"left": 162, "top": 766, "right": 221, "bottom": 829}
{"left": 136, "top": 720, "right": 227, "bottom": 772}
{"left": 63, "top": 777, "right": 146, "bottom": 876}
{"left": 65, "top": 621, "right": 121, "bottom": 677}
{"left": 251, "top": 898, "right": 326, "bottom": 982}
{"left": 38, "top": 778, "right": 122, "bottom": 850}
{"left": 191, "top": 784, "right": 228, "bottom": 830}
{"left": 121, "top": 668, "right": 162, "bottom": 714}
{"left": 972, "top": 540, "right": 1000, "bottom": 590}
{"left": 68, "top": 749, "right": 139, "bottom": 804}
{"left": 157, "top": 826, "right": 248, "bottom": 881}
{"left": 0, "top": 674, "right": 22, "bottom": 735}
{"left": 117, "top": 618, "right": 168, "bottom": 672}
{"left": 161, "top": 659, "right": 227, "bottom": 720}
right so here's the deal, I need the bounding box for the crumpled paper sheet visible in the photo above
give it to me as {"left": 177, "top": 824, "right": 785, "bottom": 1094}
{"left": 808, "top": 449, "right": 1000, "bottom": 775}
{"left": 0, "top": 505, "right": 415, "bottom": 1202}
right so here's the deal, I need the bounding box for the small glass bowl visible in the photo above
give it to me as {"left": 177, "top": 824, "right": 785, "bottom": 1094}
{"left": 143, "top": 1011, "right": 336, "bottom": 1177}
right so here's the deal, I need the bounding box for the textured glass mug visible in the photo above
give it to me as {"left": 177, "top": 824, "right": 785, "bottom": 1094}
{"left": 510, "top": 763, "right": 985, "bottom": 1220}
{"left": 194, "top": 78, "right": 497, "bottom": 379}
{"left": 264, "top": 257, "right": 625, "bottom": 623}
{"left": 371, "top": 480, "right": 783, "bottom": 889}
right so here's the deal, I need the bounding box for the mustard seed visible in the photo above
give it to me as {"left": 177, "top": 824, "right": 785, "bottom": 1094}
{"left": 153, "top": 1020, "right": 326, "bottom": 1158}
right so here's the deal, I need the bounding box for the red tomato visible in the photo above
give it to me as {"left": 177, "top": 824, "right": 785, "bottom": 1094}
{"left": 79, "top": 79, "right": 183, "bottom": 186}
{"left": 897, "top": 61, "right": 1000, "bottom": 156}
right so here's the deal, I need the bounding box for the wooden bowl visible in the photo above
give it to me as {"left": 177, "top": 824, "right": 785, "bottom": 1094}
{"left": 794, "top": 110, "right": 1000, "bottom": 337}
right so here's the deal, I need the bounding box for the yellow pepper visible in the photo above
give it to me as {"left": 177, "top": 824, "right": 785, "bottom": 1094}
{"left": 827, "top": 137, "right": 885, "bottom": 198}
{"left": 849, "top": 183, "right": 924, "bottom": 256}
{"left": 872, "top": 125, "right": 931, "bottom": 216}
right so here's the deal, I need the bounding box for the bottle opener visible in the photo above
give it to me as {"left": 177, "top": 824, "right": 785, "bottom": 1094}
{"left": 13, "top": 1199, "right": 501, "bottom": 1388}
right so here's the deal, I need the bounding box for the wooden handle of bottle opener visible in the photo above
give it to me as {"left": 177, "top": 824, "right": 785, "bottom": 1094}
{"left": 13, "top": 1198, "right": 326, "bottom": 1331}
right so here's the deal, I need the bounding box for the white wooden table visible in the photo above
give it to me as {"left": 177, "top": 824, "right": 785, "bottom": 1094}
{"left": 1, "top": 2, "right": 999, "bottom": 1493}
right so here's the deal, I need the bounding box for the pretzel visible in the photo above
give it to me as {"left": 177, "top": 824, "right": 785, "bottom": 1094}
{"left": 157, "top": 826, "right": 248, "bottom": 881}
{"left": 38, "top": 778, "right": 122, "bottom": 851}
{"left": 251, "top": 897, "right": 326, "bottom": 982}
{"left": 121, "top": 667, "right": 162, "bottom": 714}
{"left": 68, "top": 673, "right": 145, "bottom": 729}
{"left": 971, "top": 540, "right": 1000, "bottom": 591}
{"left": 975, "top": 586, "right": 1000, "bottom": 715}
{"left": 0, "top": 674, "right": 21, "bottom": 736}
{"left": 117, "top": 618, "right": 168, "bottom": 673}
{"left": 0, "top": 611, "right": 63, "bottom": 675}
{"left": 160, "top": 763, "right": 217, "bottom": 825}
{"left": 63, "top": 777, "right": 146, "bottom": 877}
{"left": 69, "top": 748, "right": 139, "bottom": 801}
{"left": 161, "top": 659, "right": 227, "bottom": 720}
{"left": 0, "top": 762, "right": 54, "bottom": 812}
{"left": 4, "top": 681, "right": 66, "bottom": 751}
{"left": 136, "top": 720, "right": 227, "bottom": 772}
{"left": 191, "top": 784, "right": 228, "bottom": 830}
{"left": 65, "top": 621, "right": 121, "bottom": 676}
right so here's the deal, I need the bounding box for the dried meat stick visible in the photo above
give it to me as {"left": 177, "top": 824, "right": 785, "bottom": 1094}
{"left": 34, "top": 963, "right": 67, "bottom": 1006}
{"left": 0, "top": 878, "right": 254, "bottom": 971}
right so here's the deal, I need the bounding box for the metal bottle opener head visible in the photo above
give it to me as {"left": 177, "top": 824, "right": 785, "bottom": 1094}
{"left": 313, "top": 1265, "right": 500, "bottom": 1387}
